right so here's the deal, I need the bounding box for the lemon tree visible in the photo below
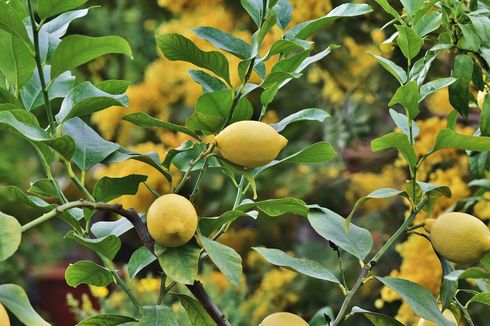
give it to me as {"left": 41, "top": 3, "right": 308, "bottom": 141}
{"left": 0, "top": 0, "right": 488, "bottom": 325}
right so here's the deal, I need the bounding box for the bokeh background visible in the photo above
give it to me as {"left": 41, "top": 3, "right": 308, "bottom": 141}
{"left": 1, "top": 0, "right": 488, "bottom": 325}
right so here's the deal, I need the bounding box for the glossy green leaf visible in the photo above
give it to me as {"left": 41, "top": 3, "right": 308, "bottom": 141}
{"left": 0, "top": 2, "right": 32, "bottom": 50}
{"left": 156, "top": 33, "right": 230, "bottom": 84}
{"left": 400, "top": 0, "right": 424, "bottom": 18}
{"left": 177, "top": 294, "right": 217, "bottom": 326}
{"left": 0, "top": 186, "right": 55, "bottom": 212}
{"left": 123, "top": 112, "right": 200, "bottom": 140}
{"left": 127, "top": 246, "right": 157, "bottom": 281}
{"left": 372, "top": 132, "right": 417, "bottom": 170}
{"left": 194, "top": 26, "right": 251, "bottom": 59}
{"left": 51, "top": 35, "right": 132, "bottom": 79}
{"left": 368, "top": 52, "right": 407, "bottom": 84}
{"left": 0, "top": 212, "right": 21, "bottom": 261}
{"left": 433, "top": 129, "right": 490, "bottom": 152}
{"left": 468, "top": 15, "right": 490, "bottom": 46}
{"left": 373, "top": 0, "right": 402, "bottom": 21}
{"left": 272, "top": 108, "right": 329, "bottom": 132}
{"left": 42, "top": 9, "right": 89, "bottom": 39}
{"left": 236, "top": 197, "right": 308, "bottom": 217}
{"left": 438, "top": 254, "right": 457, "bottom": 311}
{"left": 96, "top": 80, "right": 131, "bottom": 95}
{"left": 448, "top": 54, "right": 473, "bottom": 117}
{"left": 376, "top": 277, "right": 453, "bottom": 326}
{"left": 91, "top": 218, "right": 134, "bottom": 238}
{"left": 28, "top": 178, "right": 59, "bottom": 198}
{"left": 199, "top": 210, "right": 257, "bottom": 237}
{"left": 93, "top": 174, "right": 147, "bottom": 203}
{"left": 445, "top": 268, "right": 490, "bottom": 281}
{"left": 351, "top": 306, "right": 405, "bottom": 326}
{"left": 389, "top": 81, "right": 420, "bottom": 119}
{"left": 253, "top": 247, "right": 339, "bottom": 283}
{"left": 308, "top": 205, "right": 373, "bottom": 260}
{"left": 389, "top": 109, "right": 420, "bottom": 143}
{"left": 65, "top": 260, "right": 113, "bottom": 287}
{"left": 65, "top": 231, "right": 121, "bottom": 261}
{"left": 396, "top": 25, "right": 423, "bottom": 60}
{"left": 272, "top": 0, "right": 292, "bottom": 30}
{"left": 38, "top": 0, "right": 88, "bottom": 19}
{"left": 0, "top": 30, "right": 35, "bottom": 88}
{"left": 419, "top": 78, "right": 456, "bottom": 102}
{"left": 155, "top": 243, "right": 200, "bottom": 285}
{"left": 189, "top": 69, "right": 227, "bottom": 93}
{"left": 230, "top": 97, "right": 254, "bottom": 123}
{"left": 0, "top": 284, "right": 50, "bottom": 326}
{"left": 77, "top": 314, "right": 138, "bottom": 326}
{"left": 414, "top": 12, "right": 442, "bottom": 37}
{"left": 62, "top": 118, "right": 120, "bottom": 171}
{"left": 241, "top": 0, "right": 263, "bottom": 26}
{"left": 468, "top": 293, "right": 490, "bottom": 306}
{"left": 186, "top": 89, "right": 233, "bottom": 133}
{"left": 140, "top": 306, "right": 177, "bottom": 326}
{"left": 199, "top": 235, "right": 242, "bottom": 287}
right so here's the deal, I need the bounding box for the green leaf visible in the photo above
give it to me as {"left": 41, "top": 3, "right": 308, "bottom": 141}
{"left": 372, "top": 132, "right": 417, "bottom": 171}
{"left": 189, "top": 69, "right": 227, "bottom": 93}
{"left": 0, "top": 109, "right": 75, "bottom": 160}
{"left": 468, "top": 15, "right": 490, "bottom": 46}
{"left": 0, "top": 2, "right": 32, "bottom": 50}
{"left": 0, "top": 186, "right": 55, "bottom": 212}
{"left": 51, "top": 34, "right": 132, "bottom": 79}
{"left": 351, "top": 306, "right": 405, "bottom": 326}
{"left": 155, "top": 242, "right": 200, "bottom": 285}
{"left": 0, "top": 87, "right": 22, "bottom": 106}
{"left": 308, "top": 205, "right": 373, "bottom": 260}
{"left": 37, "top": 0, "right": 88, "bottom": 19}
{"left": 123, "top": 112, "right": 200, "bottom": 140}
{"left": 0, "top": 30, "right": 36, "bottom": 88}
{"left": 389, "top": 109, "right": 420, "bottom": 143}
{"left": 156, "top": 33, "right": 230, "bottom": 84}
{"left": 448, "top": 54, "right": 473, "bottom": 117}
{"left": 193, "top": 26, "right": 251, "bottom": 59}
{"left": 468, "top": 293, "right": 490, "bottom": 306}
{"left": 373, "top": 0, "right": 402, "bottom": 21}
{"left": 91, "top": 218, "right": 134, "bottom": 238}
{"left": 0, "top": 284, "right": 50, "bottom": 326}
{"left": 96, "top": 80, "right": 132, "bottom": 95}
{"left": 458, "top": 24, "right": 481, "bottom": 51}
{"left": 264, "top": 39, "right": 312, "bottom": 60}
{"left": 199, "top": 210, "right": 257, "bottom": 237}
{"left": 177, "top": 294, "right": 217, "bottom": 326}
{"left": 309, "top": 307, "right": 334, "bottom": 326}
{"left": 419, "top": 78, "right": 456, "bottom": 102}
{"left": 65, "top": 260, "right": 113, "bottom": 287}
{"left": 271, "top": 108, "right": 330, "bottom": 132}
{"left": 93, "top": 174, "right": 148, "bottom": 203}
{"left": 41, "top": 9, "right": 89, "bottom": 39}
{"left": 368, "top": 52, "right": 407, "bottom": 84}
{"left": 0, "top": 212, "right": 21, "bottom": 262}
{"left": 400, "top": 0, "right": 424, "bottom": 18}
{"left": 481, "top": 93, "right": 490, "bottom": 136}
{"left": 236, "top": 197, "right": 308, "bottom": 217}
{"left": 285, "top": 3, "right": 373, "bottom": 40}
{"left": 272, "top": 0, "right": 293, "bottom": 30}
{"left": 127, "top": 246, "right": 157, "bottom": 281}
{"left": 65, "top": 231, "right": 121, "bottom": 261}
{"left": 395, "top": 25, "right": 423, "bottom": 60}
{"left": 445, "top": 268, "right": 490, "bottom": 281}
{"left": 241, "top": 0, "right": 263, "bottom": 26}
{"left": 433, "top": 129, "right": 490, "bottom": 152}
{"left": 376, "top": 277, "right": 453, "bottom": 326}
{"left": 186, "top": 89, "right": 233, "bottom": 133}
{"left": 253, "top": 247, "right": 339, "bottom": 284}
{"left": 230, "top": 97, "right": 254, "bottom": 123}
{"left": 414, "top": 12, "right": 442, "bottom": 37}
{"left": 438, "top": 255, "right": 457, "bottom": 311}
{"left": 28, "top": 178, "right": 59, "bottom": 198}
{"left": 62, "top": 118, "right": 120, "bottom": 171}
{"left": 77, "top": 314, "right": 138, "bottom": 326}
{"left": 199, "top": 235, "right": 242, "bottom": 287}
{"left": 140, "top": 306, "right": 177, "bottom": 326}
{"left": 389, "top": 81, "right": 420, "bottom": 120}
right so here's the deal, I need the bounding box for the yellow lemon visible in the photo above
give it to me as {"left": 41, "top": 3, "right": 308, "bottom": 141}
{"left": 259, "top": 312, "right": 308, "bottom": 326}
{"left": 425, "top": 212, "right": 490, "bottom": 265}
{"left": 147, "top": 194, "right": 198, "bottom": 247}
{"left": 215, "top": 120, "right": 288, "bottom": 168}
{"left": 0, "top": 303, "right": 10, "bottom": 326}
{"left": 477, "top": 90, "right": 487, "bottom": 109}
{"left": 417, "top": 309, "right": 457, "bottom": 326}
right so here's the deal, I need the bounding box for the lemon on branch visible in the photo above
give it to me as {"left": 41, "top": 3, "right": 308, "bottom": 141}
{"left": 425, "top": 212, "right": 490, "bottom": 265}
{"left": 260, "top": 312, "right": 308, "bottom": 326}
{"left": 0, "top": 303, "right": 9, "bottom": 326}
{"left": 147, "top": 194, "right": 198, "bottom": 247}
{"left": 215, "top": 120, "right": 288, "bottom": 168}
{"left": 417, "top": 308, "right": 458, "bottom": 326}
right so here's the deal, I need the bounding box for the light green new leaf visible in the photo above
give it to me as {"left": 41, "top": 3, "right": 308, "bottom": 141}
{"left": 0, "top": 212, "right": 21, "bottom": 261}
{"left": 372, "top": 132, "right": 417, "bottom": 171}
{"left": 433, "top": 129, "right": 490, "bottom": 152}
{"left": 77, "top": 314, "right": 137, "bottom": 326}
{"left": 123, "top": 112, "right": 200, "bottom": 140}
{"left": 0, "top": 284, "right": 50, "bottom": 326}
{"left": 177, "top": 294, "right": 217, "bottom": 326}
{"left": 376, "top": 277, "right": 454, "bottom": 326}
{"left": 93, "top": 174, "right": 148, "bottom": 203}
{"left": 389, "top": 81, "right": 420, "bottom": 119}
{"left": 38, "top": 0, "right": 88, "bottom": 19}
{"left": 368, "top": 52, "right": 407, "bottom": 84}
{"left": 155, "top": 243, "right": 200, "bottom": 285}
{"left": 396, "top": 25, "right": 423, "bottom": 60}
{"left": 253, "top": 247, "right": 339, "bottom": 284}
{"left": 28, "top": 178, "right": 59, "bottom": 198}
{"left": 65, "top": 260, "right": 113, "bottom": 287}
{"left": 127, "top": 246, "right": 157, "bottom": 281}
{"left": 0, "top": 30, "right": 35, "bottom": 88}
{"left": 140, "top": 306, "right": 178, "bottom": 326}
{"left": 199, "top": 235, "right": 242, "bottom": 287}
{"left": 51, "top": 35, "right": 132, "bottom": 79}
{"left": 156, "top": 33, "right": 230, "bottom": 84}
{"left": 65, "top": 231, "right": 121, "bottom": 261}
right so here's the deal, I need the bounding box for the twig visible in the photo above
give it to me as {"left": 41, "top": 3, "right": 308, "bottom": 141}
{"left": 186, "top": 281, "right": 231, "bottom": 326}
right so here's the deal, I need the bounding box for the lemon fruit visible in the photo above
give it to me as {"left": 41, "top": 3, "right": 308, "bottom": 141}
{"left": 147, "top": 194, "right": 198, "bottom": 247}
{"left": 425, "top": 212, "right": 490, "bottom": 265}
{"left": 477, "top": 90, "right": 487, "bottom": 109}
{"left": 417, "top": 309, "right": 457, "bottom": 326}
{"left": 0, "top": 303, "right": 10, "bottom": 326}
{"left": 215, "top": 120, "right": 288, "bottom": 168}
{"left": 259, "top": 312, "right": 308, "bottom": 326}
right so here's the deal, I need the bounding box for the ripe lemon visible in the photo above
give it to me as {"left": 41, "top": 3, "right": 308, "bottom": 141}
{"left": 417, "top": 309, "right": 457, "bottom": 326}
{"left": 0, "top": 303, "right": 10, "bottom": 326}
{"left": 215, "top": 120, "right": 288, "bottom": 168}
{"left": 477, "top": 90, "right": 487, "bottom": 109}
{"left": 147, "top": 194, "right": 198, "bottom": 247}
{"left": 259, "top": 312, "right": 308, "bottom": 326}
{"left": 425, "top": 212, "right": 490, "bottom": 265}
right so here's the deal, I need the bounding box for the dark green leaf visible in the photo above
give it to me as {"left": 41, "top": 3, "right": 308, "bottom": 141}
{"left": 77, "top": 314, "right": 138, "bottom": 326}
{"left": 236, "top": 197, "right": 308, "bottom": 217}
{"left": 65, "top": 231, "right": 121, "bottom": 261}
{"left": 448, "top": 54, "right": 473, "bottom": 117}
{"left": 481, "top": 93, "right": 490, "bottom": 136}
{"left": 93, "top": 174, "right": 148, "bottom": 203}
{"left": 241, "top": 0, "right": 263, "bottom": 26}
{"left": 177, "top": 294, "right": 217, "bottom": 326}
{"left": 189, "top": 69, "right": 227, "bottom": 93}
{"left": 368, "top": 52, "right": 407, "bottom": 84}
{"left": 272, "top": 0, "right": 292, "bottom": 30}
{"left": 127, "top": 246, "right": 157, "bottom": 281}
{"left": 372, "top": 132, "right": 417, "bottom": 171}
{"left": 65, "top": 260, "right": 113, "bottom": 287}
{"left": 193, "top": 26, "right": 251, "bottom": 59}
{"left": 414, "top": 12, "right": 442, "bottom": 37}
{"left": 351, "top": 306, "right": 405, "bottom": 326}
{"left": 123, "top": 112, "right": 200, "bottom": 140}
{"left": 155, "top": 242, "right": 200, "bottom": 285}
{"left": 438, "top": 255, "right": 457, "bottom": 311}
